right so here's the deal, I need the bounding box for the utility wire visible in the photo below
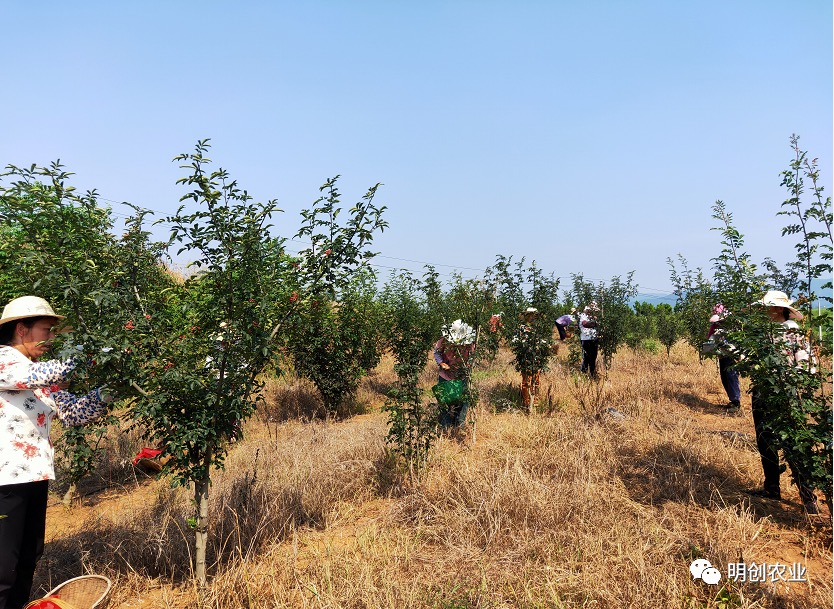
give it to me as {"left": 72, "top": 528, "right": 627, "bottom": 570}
{"left": 96, "top": 195, "right": 676, "bottom": 293}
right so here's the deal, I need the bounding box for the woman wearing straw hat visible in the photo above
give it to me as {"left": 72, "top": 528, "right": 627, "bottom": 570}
{"left": 0, "top": 296, "right": 112, "bottom": 609}
{"left": 747, "top": 290, "right": 820, "bottom": 514}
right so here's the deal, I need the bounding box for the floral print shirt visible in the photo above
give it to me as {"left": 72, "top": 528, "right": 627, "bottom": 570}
{"left": 578, "top": 313, "right": 598, "bottom": 341}
{"left": 0, "top": 345, "right": 108, "bottom": 486}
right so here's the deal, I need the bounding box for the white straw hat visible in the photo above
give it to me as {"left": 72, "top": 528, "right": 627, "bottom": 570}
{"left": 754, "top": 290, "right": 803, "bottom": 321}
{"left": 0, "top": 296, "right": 64, "bottom": 328}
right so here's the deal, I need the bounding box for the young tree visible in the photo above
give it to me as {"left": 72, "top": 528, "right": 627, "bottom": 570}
{"left": 675, "top": 137, "right": 832, "bottom": 510}
{"left": 710, "top": 202, "right": 831, "bottom": 509}
{"left": 491, "top": 256, "right": 560, "bottom": 409}
{"left": 0, "top": 163, "right": 140, "bottom": 503}
{"left": 779, "top": 134, "right": 833, "bottom": 316}
{"left": 655, "top": 303, "right": 681, "bottom": 357}
{"left": 288, "top": 269, "right": 384, "bottom": 415}
{"left": 285, "top": 176, "right": 388, "bottom": 415}
{"left": 123, "top": 140, "right": 290, "bottom": 583}
{"left": 568, "top": 272, "right": 637, "bottom": 372}
{"left": 380, "top": 271, "right": 438, "bottom": 475}
{"left": 667, "top": 254, "right": 716, "bottom": 359}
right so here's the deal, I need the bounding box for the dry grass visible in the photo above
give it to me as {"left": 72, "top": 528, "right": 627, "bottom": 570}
{"left": 36, "top": 342, "right": 831, "bottom": 608}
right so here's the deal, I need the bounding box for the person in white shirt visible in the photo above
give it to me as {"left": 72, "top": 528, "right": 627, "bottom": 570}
{"left": 0, "top": 296, "right": 111, "bottom": 609}
{"left": 578, "top": 302, "right": 599, "bottom": 378}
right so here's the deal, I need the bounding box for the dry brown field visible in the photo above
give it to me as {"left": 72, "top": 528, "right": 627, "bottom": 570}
{"left": 37, "top": 342, "right": 832, "bottom": 608}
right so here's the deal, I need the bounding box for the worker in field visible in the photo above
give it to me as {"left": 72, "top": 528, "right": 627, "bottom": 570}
{"left": 704, "top": 303, "right": 741, "bottom": 414}
{"left": 745, "top": 291, "right": 821, "bottom": 515}
{"left": 432, "top": 319, "right": 476, "bottom": 432}
{"left": 0, "top": 296, "right": 114, "bottom": 609}
{"left": 578, "top": 302, "right": 600, "bottom": 377}
{"left": 511, "top": 307, "right": 550, "bottom": 411}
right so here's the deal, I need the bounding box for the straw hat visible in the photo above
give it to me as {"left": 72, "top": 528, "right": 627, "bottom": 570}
{"left": 0, "top": 296, "right": 64, "bottom": 329}
{"left": 754, "top": 290, "right": 803, "bottom": 320}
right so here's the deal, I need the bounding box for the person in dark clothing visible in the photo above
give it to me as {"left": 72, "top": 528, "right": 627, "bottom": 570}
{"left": 707, "top": 303, "right": 741, "bottom": 413}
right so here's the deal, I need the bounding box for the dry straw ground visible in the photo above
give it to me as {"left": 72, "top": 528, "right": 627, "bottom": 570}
{"left": 38, "top": 342, "right": 831, "bottom": 609}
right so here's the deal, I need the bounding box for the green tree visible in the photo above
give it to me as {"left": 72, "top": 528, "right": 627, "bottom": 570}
{"left": 655, "top": 303, "right": 681, "bottom": 357}
{"left": 710, "top": 204, "right": 831, "bottom": 508}
{"left": 123, "top": 140, "right": 289, "bottom": 583}
{"left": 668, "top": 254, "right": 716, "bottom": 359}
{"left": 380, "top": 270, "right": 438, "bottom": 475}
{"left": 491, "top": 256, "right": 560, "bottom": 408}
{"left": 286, "top": 176, "right": 388, "bottom": 415}
{"left": 568, "top": 272, "right": 637, "bottom": 371}
{"left": 0, "top": 163, "right": 138, "bottom": 503}
{"left": 779, "top": 134, "right": 833, "bottom": 315}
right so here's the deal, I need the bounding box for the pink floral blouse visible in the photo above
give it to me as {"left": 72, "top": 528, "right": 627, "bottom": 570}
{"left": 0, "top": 345, "right": 108, "bottom": 486}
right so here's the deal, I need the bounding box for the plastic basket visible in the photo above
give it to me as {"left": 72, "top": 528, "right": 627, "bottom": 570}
{"left": 431, "top": 379, "right": 465, "bottom": 405}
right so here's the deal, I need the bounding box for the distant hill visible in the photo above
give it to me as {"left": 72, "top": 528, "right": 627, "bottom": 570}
{"left": 631, "top": 288, "right": 831, "bottom": 310}
{"left": 632, "top": 293, "right": 678, "bottom": 307}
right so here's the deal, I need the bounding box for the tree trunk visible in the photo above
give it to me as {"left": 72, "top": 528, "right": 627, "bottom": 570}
{"left": 194, "top": 474, "right": 211, "bottom": 584}
{"left": 62, "top": 483, "right": 78, "bottom": 507}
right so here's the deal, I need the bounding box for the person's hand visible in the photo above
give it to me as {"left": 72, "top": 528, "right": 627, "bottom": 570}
{"left": 440, "top": 362, "right": 451, "bottom": 371}
{"left": 97, "top": 386, "right": 116, "bottom": 404}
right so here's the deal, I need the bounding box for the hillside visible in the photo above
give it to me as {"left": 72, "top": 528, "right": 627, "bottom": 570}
{"left": 36, "top": 343, "right": 831, "bottom": 609}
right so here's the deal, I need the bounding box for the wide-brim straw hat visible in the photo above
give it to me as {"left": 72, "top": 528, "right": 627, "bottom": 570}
{"left": 0, "top": 296, "right": 64, "bottom": 328}
{"left": 754, "top": 290, "right": 803, "bottom": 320}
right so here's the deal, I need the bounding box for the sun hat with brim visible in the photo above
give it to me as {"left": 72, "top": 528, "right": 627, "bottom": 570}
{"left": 754, "top": 290, "right": 803, "bottom": 321}
{"left": 0, "top": 296, "right": 64, "bottom": 328}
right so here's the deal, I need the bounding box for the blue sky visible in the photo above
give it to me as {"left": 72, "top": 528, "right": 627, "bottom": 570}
{"left": 2, "top": 1, "right": 831, "bottom": 299}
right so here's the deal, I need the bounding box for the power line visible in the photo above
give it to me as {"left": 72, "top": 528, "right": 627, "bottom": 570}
{"left": 95, "top": 194, "right": 675, "bottom": 293}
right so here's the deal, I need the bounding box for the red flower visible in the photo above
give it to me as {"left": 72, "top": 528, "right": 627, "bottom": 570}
{"left": 13, "top": 441, "right": 37, "bottom": 458}
{"left": 290, "top": 291, "right": 299, "bottom": 303}
{"left": 37, "top": 413, "right": 46, "bottom": 426}
{"left": 324, "top": 249, "right": 332, "bottom": 256}
{"left": 145, "top": 314, "right": 152, "bottom": 320}
{"left": 164, "top": 361, "right": 174, "bottom": 370}
{"left": 124, "top": 320, "right": 136, "bottom": 330}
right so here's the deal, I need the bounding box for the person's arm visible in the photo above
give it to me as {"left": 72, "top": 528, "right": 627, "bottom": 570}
{"left": 0, "top": 353, "right": 77, "bottom": 390}
{"left": 52, "top": 388, "right": 111, "bottom": 426}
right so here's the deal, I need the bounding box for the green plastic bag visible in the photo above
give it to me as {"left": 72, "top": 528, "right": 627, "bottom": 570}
{"left": 432, "top": 379, "right": 465, "bottom": 405}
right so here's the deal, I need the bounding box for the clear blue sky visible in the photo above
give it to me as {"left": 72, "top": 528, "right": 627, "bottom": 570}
{"left": 2, "top": 1, "right": 831, "bottom": 298}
